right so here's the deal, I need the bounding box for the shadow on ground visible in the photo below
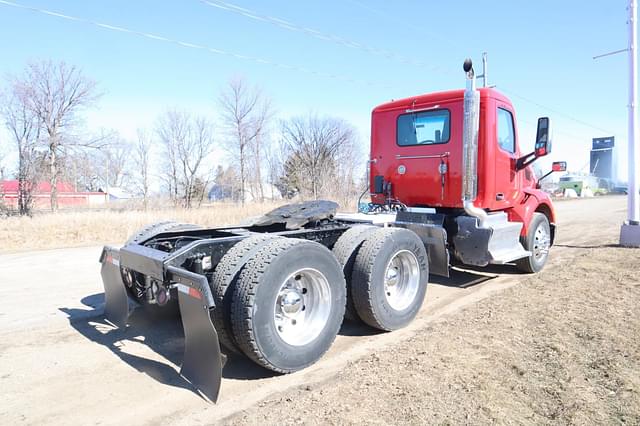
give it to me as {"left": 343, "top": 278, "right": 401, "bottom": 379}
{"left": 430, "top": 267, "right": 500, "bottom": 288}
{"left": 59, "top": 294, "right": 276, "bottom": 400}
{"left": 59, "top": 265, "right": 505, "bottom": 397}
{"left": 554, "top": 243, "right": 619, "bottom": 249}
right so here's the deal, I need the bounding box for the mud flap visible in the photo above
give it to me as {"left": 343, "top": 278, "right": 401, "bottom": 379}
{"left": 394, "top": 211, "right": 450, "bottom": 278}
{"left": 167, "top": 266, "right": 224, "bottom": 403}
{"left": 99, "top": 246, "right": 132, "bottom": 328}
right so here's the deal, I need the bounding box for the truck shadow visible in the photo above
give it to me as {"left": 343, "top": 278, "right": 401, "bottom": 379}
{"left": 554, "top": 243, "right": 619, "bottom": 249}
{"left": 430, "top": 267, "right": 500, "bottom": 288}
{"left": 60, "top": 300, "right": 199, "bottom": 394}
{"left": 338, "top": 267, "right": 505, "bottom": 337}
{"left": 338, "top": 320, "right": 385, "bottom": 337}
{"left": 59, "top": 294, "right": 278, "bottom": 398}
{"left": 59, "top": 268, "right": 504, "bottom": 394}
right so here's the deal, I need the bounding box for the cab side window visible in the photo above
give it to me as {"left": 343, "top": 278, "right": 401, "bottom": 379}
{"left": 497, "top": 107, "right": 515, "bottom": 154}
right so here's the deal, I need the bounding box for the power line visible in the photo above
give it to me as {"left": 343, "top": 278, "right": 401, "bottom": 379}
{"left": 344, "top": 0, "right": 464, "bottom": 51}
{"left": 345, "top": 0, "right": 619, "bottom": 138}
{"left": 202, "top": 0, "right": 620, "bottom": 138}
{"left": 0, "top": 0, "right": 619, "bottom": 139}
{"left": 518, "top": 118, "right": 595, "bottom": 145}
{"left": 501, "top": 87, "right": 617, "bottom": 136}
{"left": 198, "top": 0, "right": 451, "bottom": 74}
{"left": 0, "top": 0, "right": 389, "bottom": 88}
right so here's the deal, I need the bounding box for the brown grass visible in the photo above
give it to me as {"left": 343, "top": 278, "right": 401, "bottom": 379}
{"left": 0, "top": 202, "right": 286, "bottom": 253}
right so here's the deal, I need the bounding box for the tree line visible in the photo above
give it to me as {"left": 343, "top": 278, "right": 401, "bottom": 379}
{"left": 0, "top": 60, "right": 363, "bottom": 215}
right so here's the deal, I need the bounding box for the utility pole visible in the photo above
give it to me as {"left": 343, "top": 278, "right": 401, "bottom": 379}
{"left": 621, "top": 0, "right": 640, "bottom": 246}
{"left": 105, "top": 154, "right": 110, "bottom": 205}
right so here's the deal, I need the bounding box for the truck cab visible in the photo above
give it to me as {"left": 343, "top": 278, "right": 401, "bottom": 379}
{"left": 368, "top": 61, "right": 558, "bottom": 272}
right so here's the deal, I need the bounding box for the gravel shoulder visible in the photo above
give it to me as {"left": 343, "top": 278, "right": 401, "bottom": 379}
{"left": 226, "top": 244, "right": 640, "bottom": 425}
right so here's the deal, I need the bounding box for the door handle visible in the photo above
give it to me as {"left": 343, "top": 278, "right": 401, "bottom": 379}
{"left": 496, "top": 193, "right": 505, "bottom": 201}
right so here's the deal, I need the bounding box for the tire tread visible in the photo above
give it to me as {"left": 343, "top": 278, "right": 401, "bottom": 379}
{"left": 351, "top": 227, "right": 399, "bottom": 329}
{"left": 351, "top": 227, "right": 428, "bottom": 331}
{"left": 332, "top": 225, "right": 378, "bottom": 321}
{"left": 210, "top": 234, "right": 278, "bottom": 353}
{"left": 516, "top": 213, "right": 550, "bottom": 273}
{"left": 231, "top": 238, "right": 310, "bottom": 372}
{"left": 125, "top": 221, "right": 200, "bottom": 245}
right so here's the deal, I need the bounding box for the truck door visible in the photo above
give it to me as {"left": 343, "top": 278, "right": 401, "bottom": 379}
{"left": 493, "top": 106, "right": 519, "bottom": 209}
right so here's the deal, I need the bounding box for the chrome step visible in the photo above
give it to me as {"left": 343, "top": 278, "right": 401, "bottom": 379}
{"left": 485, "top": 213, "right": 531, "bottom": 264}
{"left": 453, "top": 212, "right": 530, "bottom": 267}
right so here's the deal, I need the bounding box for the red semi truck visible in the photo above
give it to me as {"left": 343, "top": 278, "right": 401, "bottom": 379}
{"left": 99, "top": 59, "right": 564, "bottom": 401}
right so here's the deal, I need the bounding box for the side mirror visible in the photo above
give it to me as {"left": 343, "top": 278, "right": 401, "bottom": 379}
{"left": 535, "top": 117, "right": 552, "bottom": 157}
{"left": 537, "top": 160, "right": 568, "bottom": 188}
{"left": 552, "top": 161, "right": 567, "bottom": 172}
{"left": 516, "top": 117, "right": 554, "bottom": 171}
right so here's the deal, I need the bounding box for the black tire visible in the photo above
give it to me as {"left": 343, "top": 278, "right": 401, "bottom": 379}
{"left": 351, "top": 227, "right": 428, "bottom": 331}
{"left": 125, "top": 221, "right": 202, "bottom": 246}
{"left": 516, "top": 213, "right": 551, "bottom": 273}
{"left": 231, "top": 238, "right": 346, "bottom": 373}
{"left": 332, "top": 225, "right": 379, "bottom": 322}
{"left": 210, "top": 234, "right": 280, "bottom": 354}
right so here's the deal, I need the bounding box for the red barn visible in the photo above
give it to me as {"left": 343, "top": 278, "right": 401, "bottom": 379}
{"left": 0, "top": 180, "right": 106, "bottom": 209}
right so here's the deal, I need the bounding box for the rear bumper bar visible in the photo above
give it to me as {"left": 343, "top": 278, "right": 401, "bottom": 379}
{"left": 99, "top": 245, "right": 223, "bottom": 402}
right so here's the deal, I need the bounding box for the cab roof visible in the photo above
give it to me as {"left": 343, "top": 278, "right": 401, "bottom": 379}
{"left": 372, "top": 87, "right": 511, "bottom": 113}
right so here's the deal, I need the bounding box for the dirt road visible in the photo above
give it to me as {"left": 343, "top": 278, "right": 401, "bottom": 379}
{"left": 0, "top": 196, "right": 633, "bottom": 425}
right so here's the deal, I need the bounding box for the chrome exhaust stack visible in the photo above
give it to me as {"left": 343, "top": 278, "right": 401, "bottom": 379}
{"left": 455, "top": 58, "right": 530, "bottom": 266}
{"left": 461, "top": 58, "right": 487, "bottom": 227}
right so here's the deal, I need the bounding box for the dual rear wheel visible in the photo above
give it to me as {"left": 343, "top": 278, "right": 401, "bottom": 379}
{"left": 212, "top": 237, "right": 346, "bottom": 372}
{"left": 340, "top": 227, "right": 429, "bottom": 331}
{"left": 211, "top": 227, "right": 429, "bottom": 373}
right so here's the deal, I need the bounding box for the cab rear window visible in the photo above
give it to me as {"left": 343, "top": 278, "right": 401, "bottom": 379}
{"left": 397, "top": 109, "right": 450, "bottom": 146}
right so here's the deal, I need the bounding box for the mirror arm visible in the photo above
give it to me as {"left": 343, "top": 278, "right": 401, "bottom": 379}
{"left": 516, "top": 151, "right": 537, "bottom": 171}
{"left": 535, "top": 170, "right": 554, "bottom": 188}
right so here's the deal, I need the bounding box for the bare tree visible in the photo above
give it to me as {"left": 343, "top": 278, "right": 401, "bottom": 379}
{"left": 156, "top": 110, "right": 182, "bottom": 204}
{"left": 67, "top": 149, "right": 101, "bottom": 192}
{"left": 280, "top": 114, "right": 359, "bottom": 200}
{"left": 1, "top": 89, "right": 43, "bottom": 215}
{"left": 156, "top": 109, "right": 215, "bottom": 208}
{"left": 14, "top": 60, "right": 99, "bottom": 212}
{"left": 54, "top": 130, "right": 124, "bottom": 196}
{"left": 212, "top": 165, "right": 242, "bottom": 201}
{"left": 218, "top": 78, "right": 272, "bottom": 203}
{"left": 135, "top": 129, "right": 152, "bottom": 210}
{"left": 263, "top": 136, "right": 284, "bottom": 199}
{"left": 180, "top": 116, "right": 215, "bottom": 208}
{"left": 104, "top": 136, "right": 132, "bottom": 188}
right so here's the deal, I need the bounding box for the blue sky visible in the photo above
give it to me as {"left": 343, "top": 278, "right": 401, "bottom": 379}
{"left": 0, "top": 0, "right": 633, "bottom": 180}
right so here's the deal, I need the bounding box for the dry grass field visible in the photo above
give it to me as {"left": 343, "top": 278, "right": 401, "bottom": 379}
{"left": 0, "top": 202, "right": 285, "bottom": 253}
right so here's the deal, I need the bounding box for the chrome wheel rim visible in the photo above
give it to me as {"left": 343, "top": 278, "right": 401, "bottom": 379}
{"left": 383, "top": 250, "right": 420, "bottom": 311}
{"left": 533, "top": 222, "right": 551, "bottom": 262}
{"left": 274, "top": 268, "right": 331, "bottom": 346}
